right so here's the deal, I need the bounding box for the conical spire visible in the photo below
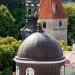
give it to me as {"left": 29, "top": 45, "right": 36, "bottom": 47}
{"left": 38, "top": 0, "right": 67, "bottom": 19}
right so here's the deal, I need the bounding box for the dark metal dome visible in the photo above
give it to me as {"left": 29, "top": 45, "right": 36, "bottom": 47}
{"left": 16, "top": 32, "right": 64, "bottom": 61}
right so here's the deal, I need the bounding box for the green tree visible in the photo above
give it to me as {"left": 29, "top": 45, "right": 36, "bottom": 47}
{"left": 10, "top": 5, "right": 26, "bottom": 30}
{"left": 64, "top": 3, "right": 75, "bottom": 45}
{"left": 0, "top": 36, "right": 21, "bottom": 70}
{"left": 0, "top": 4, "right": 19, "bottom": 38}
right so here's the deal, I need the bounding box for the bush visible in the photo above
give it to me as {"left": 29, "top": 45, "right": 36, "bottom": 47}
{"left": 0, "top": 4, "right": 19, "bottom": 39}
{"left": 58, "top": 40, "right": 72, "bottom": 51}
{"left": 0, "top": 36, "right": 21, "bottom": 71}
{"left": 64, "top": 3, "right": 75, "bottom": 45}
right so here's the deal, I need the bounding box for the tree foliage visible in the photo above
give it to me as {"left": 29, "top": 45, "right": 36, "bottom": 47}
{"left": 10, "top": 5, "right": 26, "bottom": 30}
{"left": 64, "top": 3, "right": 75, "bottom": 45}
{"left": 0, "top": 0, "right": 22, "bottom": 6}
{"left": 58, "top": 40, "right": 72, "bottom": 51}
{"left": 0, "top": 4, "right": 19, "bottom": 38}
{"left": 0, "top": 4, "right": 26, "bottom": 39}
{"left": 0, "top": 36, "right": 21, "bottom": 70}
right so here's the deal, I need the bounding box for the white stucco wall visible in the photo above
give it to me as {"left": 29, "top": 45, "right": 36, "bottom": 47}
{"left": 38, "top": 19, "right": 67, "bottom": 43}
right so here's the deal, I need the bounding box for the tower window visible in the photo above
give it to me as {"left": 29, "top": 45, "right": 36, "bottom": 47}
{"left": 28, "top": 9, "right": 31, "bottom": 15}
{"left": 59, "top": 21, "right": 62, "bottom": 26}
{"left": 43, "top": 22, "right": 46, "bottom": 28}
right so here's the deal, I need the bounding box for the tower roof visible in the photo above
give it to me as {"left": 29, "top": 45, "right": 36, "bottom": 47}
{"left": 38, "top": 0, "right": 67, "bottom": 19}
{"left": 16, "top": 32, "right": 64, "bottom": 61}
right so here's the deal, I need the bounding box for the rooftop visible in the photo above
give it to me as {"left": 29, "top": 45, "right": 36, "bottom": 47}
{"left": 16, "top": 32, "right": 64, "bottom": 61}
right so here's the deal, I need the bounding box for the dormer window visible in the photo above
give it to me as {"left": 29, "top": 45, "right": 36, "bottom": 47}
{"left": 52, "top": 2, "right": 57, "bottom": 13}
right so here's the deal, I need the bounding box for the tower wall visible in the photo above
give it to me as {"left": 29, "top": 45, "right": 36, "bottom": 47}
{"left": 26, "top": 4, "right": 38, "bottom": 16}
{"left": 25, "top": 2, "right": 38, "bottom": 32}
{"left": 38, "top": 19, "right": 67, "bottom": 43}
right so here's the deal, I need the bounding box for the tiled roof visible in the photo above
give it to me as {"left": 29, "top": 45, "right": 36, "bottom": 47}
{"left": 38, "top": 0, "right": 67, "bottom": 19}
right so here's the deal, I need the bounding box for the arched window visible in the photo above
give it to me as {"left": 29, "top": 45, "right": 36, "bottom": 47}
{"left": 26, "top": 68, "right": 34, "bottom": 75}
{"left": 60, "top": 66, "right": 65, "bottom": 75}
{"left": 16, "top": 66, "right": 19, "bottom": 75}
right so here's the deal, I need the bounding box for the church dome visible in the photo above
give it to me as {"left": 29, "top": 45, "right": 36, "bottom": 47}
{"left": 16, "top": 32, "right": 64, "bottom": 61}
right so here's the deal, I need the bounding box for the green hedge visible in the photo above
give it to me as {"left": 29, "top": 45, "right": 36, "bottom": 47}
{"left": 64, "top": 3, "right": 75, "bottom": 45}
{"left": 0, "top": 36, "right": 21, "bottom": 71}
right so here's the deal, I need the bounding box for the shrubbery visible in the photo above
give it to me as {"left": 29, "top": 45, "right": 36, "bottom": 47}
{"left": 58, "top": 40, "right": 72, "bottom": 51}
{"left": 0, "top": 36, "right": 21, "bottom": 71}
{"left": 64, "top": 3, "right": 75, "bottom": 45}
